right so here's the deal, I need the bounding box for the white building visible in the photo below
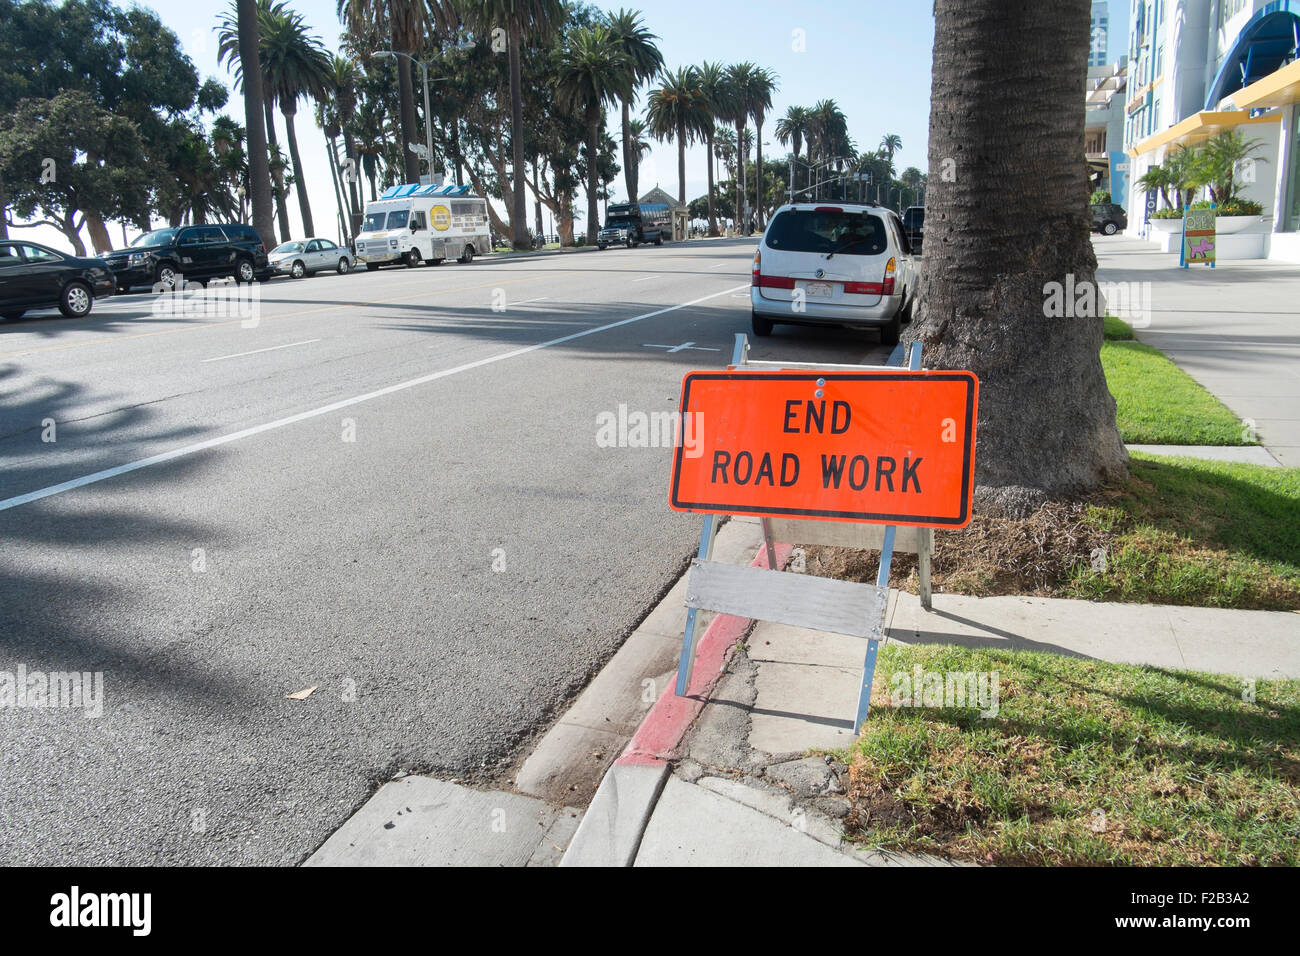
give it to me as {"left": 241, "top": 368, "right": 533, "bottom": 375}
{"left": 1123, "top": 0, "right": 1300, "bottom": 260}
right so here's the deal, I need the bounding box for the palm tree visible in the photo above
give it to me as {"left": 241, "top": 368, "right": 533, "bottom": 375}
{"left": 722, "top": 62, "right": 757, "bottom": 232}
{"left": 696, "top": 61, "right": 733, "bottom": 236}
{"left": 646, "top": 66, "right": 707, "bottom": 206}
{"left": 1164, "top": 144, "right": 1199, "bottom": 209}
{"left": 906, "top": 0, "right": 1125, "bottom": 501}
{"left": 327, "top": 55, "right": 363, "bottom": 235}
{"left": 625, "top": 116, "right": 652, "bottom": 200}
{"left": 714, "top": 127, "right": 737, "bottom": 180}
{"left": 746, "top": 66, "right": 777, "bottom": 229}
{"left": 260, "top": 2, "right": 331, "bottom": 237}
{"left": 808, "top": 98, "right": 848, "bottom": 166}
{"left": 879, "top": 133, "right": 902, "bottom": 167}
{"left": 1134, "top": 163, "right": 1173, "bottom": 210}
{"left": 218, "top": 0, "right": 292, "bottom": 240}
{"left": 337, "top": 1, "right": 454, "bottom": 185}
{"left": 353, "top": 98, "right": 387, "bottom": 201}
{"left": 775, "top": 105, "right": 810, "bottom": 199}
{"left": 1192, "top": 130, "right": 1267, "bottom": 204}
{"left": 211, "top": 115, "right": 249, "bottom": 220}
{"left": 604, "top": 9, "right": 663, "bottom": 206}
{"left": 221, "top": 0, "right": 276, "bottom": 245}
{"left": 468, "top": 0, "right": 566, "bottom": 249}
{"left": 554, "top": 25, "right": 631, "bottom": 245}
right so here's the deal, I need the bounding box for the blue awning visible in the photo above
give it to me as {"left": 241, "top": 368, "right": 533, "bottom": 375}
{"left": 1205, "top": 2, "right": 1300, "bottom": 109}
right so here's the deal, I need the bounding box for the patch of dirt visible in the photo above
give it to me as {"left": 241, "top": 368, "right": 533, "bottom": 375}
{"left": 803, "top": 499, "right": 1113, "bottom": 598}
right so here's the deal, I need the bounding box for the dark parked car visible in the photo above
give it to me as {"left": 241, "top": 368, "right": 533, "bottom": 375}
{"left": 1090, "top": 202, "right": 1127, "bottom": 235}
{"left": 902, "top": 205, "right": 925, "bottom": 253}
{"left": 0, "top": 241, "right": 116, "bottom": 320}
{"left": 104, "top": 223, "right": 270, "bottom": 292}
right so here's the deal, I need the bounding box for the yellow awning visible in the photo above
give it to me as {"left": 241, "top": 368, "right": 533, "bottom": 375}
{"left": 1234, "top": 58, "right": 1300, "bottom": 109}
{"left": 1128, "top": 110, "right": 1278, "bottom": 158}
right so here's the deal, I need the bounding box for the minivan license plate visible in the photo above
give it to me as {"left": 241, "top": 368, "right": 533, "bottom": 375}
{"left": 805, "top": 281, "right": 833, "bottom": 298}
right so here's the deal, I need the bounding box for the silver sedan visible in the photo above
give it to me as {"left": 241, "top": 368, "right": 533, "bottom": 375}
{"left": 267, "top": 238, "right": 355, "bottom": 279}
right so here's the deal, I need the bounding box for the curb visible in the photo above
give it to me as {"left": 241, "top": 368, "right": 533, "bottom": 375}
{"left": 560, "top": 539, "right": 793, "bottom": 867}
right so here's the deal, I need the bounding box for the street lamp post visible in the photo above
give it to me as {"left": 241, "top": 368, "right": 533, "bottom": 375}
{"left": 374, "top": 42, "right": 473, "bottom": 185}
{"left": 374, "top": 50, "right": 434, "bottom": 184}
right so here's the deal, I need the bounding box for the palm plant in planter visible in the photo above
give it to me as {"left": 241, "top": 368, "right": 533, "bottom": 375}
{"left": 1190, "top": 131, "right": 1267, "bottom": 205}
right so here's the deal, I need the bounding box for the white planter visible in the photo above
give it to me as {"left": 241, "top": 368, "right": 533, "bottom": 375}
{"left": 1148, "top": 218, "right": 1182, "bottom": 233}
{"left": 1214, "top": 215, "right": 1264, "bottom": 234}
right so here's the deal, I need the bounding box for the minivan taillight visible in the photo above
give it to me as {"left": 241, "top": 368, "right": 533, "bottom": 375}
{"left": 751, "top": 250, "right": 760, "bottom": 284}
{"left": 882, "top": 257, "right": 896, "bottom": 296}
{"left": 755, "top": 274, "right": 796, "bottom": 290}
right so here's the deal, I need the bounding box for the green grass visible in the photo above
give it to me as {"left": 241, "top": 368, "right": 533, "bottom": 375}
{"left": 843, "top": 644, "right": 1300, "bottom": 865}
{"left": 1068, "top": 452, "right": 1300, "bottom": 608}
{"left": 1100, "top": 318, "right": 1250, "bottom": 445}
{"left": 1103, "top": 314, "right": 1135, "bottom": 340}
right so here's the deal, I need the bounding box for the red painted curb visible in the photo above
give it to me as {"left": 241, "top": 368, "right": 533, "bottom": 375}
{"left": 620, "top": 539, "right": 794, "bottom": 765}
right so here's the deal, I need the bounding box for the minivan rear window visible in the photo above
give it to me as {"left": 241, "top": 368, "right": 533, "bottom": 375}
{"left": 765, "top": 209, "right": 888, "bottom": 256}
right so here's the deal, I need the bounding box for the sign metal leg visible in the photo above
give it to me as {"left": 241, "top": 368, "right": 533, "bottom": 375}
{"left": 675, "top": 513, "right": 719, "bottom": 696}
{"left": 854, "top": 524, "right": 896, "bottom": 732}
{"left": 759, "top": 517, "right": 778, "bottom": 571}
{"left": 918, "top": 526, "right": 933, "bottom": 611}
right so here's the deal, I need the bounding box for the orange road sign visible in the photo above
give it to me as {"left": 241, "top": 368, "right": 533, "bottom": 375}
{"left": 669, "top": 369, "right": 979, "bottom": 528}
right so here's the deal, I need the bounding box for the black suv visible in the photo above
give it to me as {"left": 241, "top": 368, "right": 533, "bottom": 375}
{"left": 105, "top": 224, "right": 270, "bottom": 292}
{"left": 1090, "top": 203, "right": 1127, "bottom": 235}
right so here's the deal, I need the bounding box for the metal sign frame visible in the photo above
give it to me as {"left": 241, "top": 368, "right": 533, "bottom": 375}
{"left": 674, "top": 333, "right": 939, "bottom": 732}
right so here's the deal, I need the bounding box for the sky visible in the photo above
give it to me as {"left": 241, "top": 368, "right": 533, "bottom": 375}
{"left": 21, "top": 0, "right": 940, "bottom": 252}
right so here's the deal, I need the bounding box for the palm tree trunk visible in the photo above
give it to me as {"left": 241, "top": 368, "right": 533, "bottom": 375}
{"left": 341, "top": 129, "right": 362, "bottom": 235}
{"left": 755, "top": 116, "right": 765, "bottom": 229}
{"left": 735, "top": 121, "right": 746, "bottom": 234}
{"left": 905, "top": 0, "right": 1126, "bottom": 506}
{"left": 0, "top": 180, "right": 8, "bottom": 240}
{"left": 392, "top": 15, "right": 420, "bottom": 185}
{"left": 283, "top": 109, "right": 314, "bottom": 236}
{"left": 508, "top": 21, "right": 528, "bottom": 249}
{"left": 238, "top": 0, "right": 274, "bottom": 247}
{"left": 621, "top": 99, "right": 633, "bottom": 203}
{"left": 326, "top": 135, "right": 349, "bottom": 244}
{"left": 264, "top": 99, "right": 291, "bottom": 241}
{"left": 706, "top": 129, "right": 717, "bottom": 237}
{"left": 587, "top": 115, "right": 601, "bottom": 244}
{"left": 532, "top": 160, "right": 544, "bottom": 240}
{"left": 675, "top": 120, "right": 687, "bottom": 206}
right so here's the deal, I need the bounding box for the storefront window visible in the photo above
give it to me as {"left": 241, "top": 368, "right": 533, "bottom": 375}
{"left": 1286, "top": 106, "right": 1300, "bottom": 231}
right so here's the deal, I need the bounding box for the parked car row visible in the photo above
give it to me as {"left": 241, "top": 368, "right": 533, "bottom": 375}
{"left": 1, "top": 225, "right": 366, "bottom": 322}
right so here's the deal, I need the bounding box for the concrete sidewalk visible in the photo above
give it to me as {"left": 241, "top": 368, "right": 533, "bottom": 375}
{"left": 564, "top": 551, "right": 1300, "bottom": 866}
{"left": 1094, "top": 235, "right": 1300, "bottom": 466}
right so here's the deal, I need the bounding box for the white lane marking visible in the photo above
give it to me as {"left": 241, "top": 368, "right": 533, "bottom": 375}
{"left": 0, "top": 285, "right": 748, "bottom": 512}
{"left": 514, "top": 296, "right": 550, "bottom": 304}
{"left": 631, "top": 275, "right": 657, "bottom": 282}
{"left": 708, "top": 263, "right": 730, "bottom": 269}
{"left": 643, "top": 342, "right": 721, "bottom": 353}
{"left": 201, "top": 339, "right": 321, "bottom": 363}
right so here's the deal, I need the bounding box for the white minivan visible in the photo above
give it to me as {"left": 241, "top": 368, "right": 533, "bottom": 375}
{"left": 750, "top": 202, "right": 916, "bottom": 344}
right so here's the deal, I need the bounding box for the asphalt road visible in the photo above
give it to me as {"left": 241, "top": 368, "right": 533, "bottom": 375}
{"left": 0, "top": 237, "right": 890, "bottom": 865}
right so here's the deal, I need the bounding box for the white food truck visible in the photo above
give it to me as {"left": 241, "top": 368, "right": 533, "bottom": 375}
{"left": 353, "top": 183, "right": 492, "bottom": 269}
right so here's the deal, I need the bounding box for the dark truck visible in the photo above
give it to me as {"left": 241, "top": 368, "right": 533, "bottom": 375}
{"left": 597, "top": 202, "right": 670, "bottom": 249}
